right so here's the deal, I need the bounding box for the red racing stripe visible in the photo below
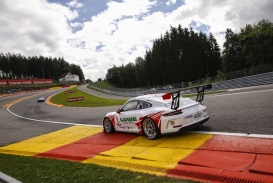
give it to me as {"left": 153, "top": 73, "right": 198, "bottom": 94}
{"left": 167, "top": 135, "right": 273, "bottom": 182}
{"left": 35, "top": 132, "right": 138, "bottom": 161}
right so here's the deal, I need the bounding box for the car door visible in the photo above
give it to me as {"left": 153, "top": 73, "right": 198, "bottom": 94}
{"left": 134, "top": 100, "right": 153, "bottom": 123}
{"left": 115, "top": 100, "right": 139, "bottom": 133}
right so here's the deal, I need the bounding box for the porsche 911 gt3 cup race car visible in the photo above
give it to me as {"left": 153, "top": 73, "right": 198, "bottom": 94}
{"left": 37, "top": 97, "right": 45, "bottom": 102}
{"left": 103, "top": 84, "right": 212, "bottom": 140}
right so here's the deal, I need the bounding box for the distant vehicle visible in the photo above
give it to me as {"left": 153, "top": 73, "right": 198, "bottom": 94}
{"left": 102, "top": 84, "right": 212, "bottom": 140}
{"left": 37, "top": 97, "right": 45, "bottom": 102}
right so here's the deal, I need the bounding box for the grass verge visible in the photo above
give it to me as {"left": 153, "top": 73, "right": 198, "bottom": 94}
{"left": 92, "top": 80, "right": 118, "bottom": 88}
{"left": 0, "top": 153, "right": 199, "bottom": 183}
{"left": 50, "top": 87, "right": 127, "bottom": 107}
{"left": 50, "top": 87, "right": 226, "bottom": 107}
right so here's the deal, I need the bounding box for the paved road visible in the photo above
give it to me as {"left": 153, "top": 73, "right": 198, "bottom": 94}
{"left": 0, "top": 90, "right": 68, "bottom": 147}
{"left": 1, "top": 84, "right": 273, "bottom": 147}
{"left": 81, "top": 84, "right": 273, "bottom": 134}
{"left": 199, "top": 85, "right": 273, "bottom": 134}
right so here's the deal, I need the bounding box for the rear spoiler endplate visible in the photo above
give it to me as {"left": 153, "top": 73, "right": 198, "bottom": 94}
{"left": 162, "top": 84, "right": 212, "bottom": 110}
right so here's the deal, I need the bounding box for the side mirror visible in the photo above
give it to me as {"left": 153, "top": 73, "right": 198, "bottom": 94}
{"left": 116, "top": 109, "right": 121, "bottom": 114}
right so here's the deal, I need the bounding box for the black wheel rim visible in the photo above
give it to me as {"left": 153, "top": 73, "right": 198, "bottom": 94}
{"left": 143, "top": 118, "right": 156, "bottom": 138}
{"left": 104, "top": 119, "right": 111, "bottom": 132}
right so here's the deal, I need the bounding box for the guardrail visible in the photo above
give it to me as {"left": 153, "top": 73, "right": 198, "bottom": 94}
{"left": 89, "top": 71, "right": 273, "bottom": 97}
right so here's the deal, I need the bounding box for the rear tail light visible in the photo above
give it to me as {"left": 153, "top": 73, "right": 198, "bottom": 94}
{"left": 162, "top": 110, "right": 183, "bottom": 116}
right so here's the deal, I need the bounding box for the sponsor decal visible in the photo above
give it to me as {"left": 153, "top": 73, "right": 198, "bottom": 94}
{"left": 67, "top": 96, "right": 84, "bottom": 102}
{"left": 185, "top": 115, "right": 193, "bottom": 119}
{"left": 194, "top": 112, "right": 202, "bottom": 119}
{"left": 32, "top": 79, "right": 52, "bottom": 84}
{"left": 120, "top": 117, "right": 137, "bottom": 122}
{"left": 0, "top": 80, "right": 7, "bottom": 85}
{"left": 8, "top": 80, "right": 32, "bottom": 85}
{"left": 0, "top": 79, "right": 52, "bottom": 85}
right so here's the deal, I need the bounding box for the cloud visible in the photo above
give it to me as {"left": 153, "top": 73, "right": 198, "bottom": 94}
{"left": 67, "top": 0, "right": 84, "bottom": 9}
{"left": 166, "top": 0, "right": 177, "bottom": 6}
{"left": 0, "top": 0, "right": 76, "bottom": 56}
{"left": 70, "top": 22, "right": 83, "bottom": 28}
{"left": 0, "top": 0, "right": 273, "bottom": 81}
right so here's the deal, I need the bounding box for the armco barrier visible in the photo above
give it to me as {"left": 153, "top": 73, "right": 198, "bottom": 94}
{"left": 0, "top": 89, "right": 50, "bottom": 98}
{"left": 89, "top": 71, "right": 273, "bottom": 97}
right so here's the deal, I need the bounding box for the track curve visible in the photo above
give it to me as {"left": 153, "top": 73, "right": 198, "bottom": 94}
{"left": 1, "top": 84, "right": 273, "bottom": 146}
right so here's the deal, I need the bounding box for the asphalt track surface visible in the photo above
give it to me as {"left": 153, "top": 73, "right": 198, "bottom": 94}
{"left": 1, "top": 84, "right": 273, "bottom": 146}
{"left": 1, "top": 85, "right": 273, "bottom": 182}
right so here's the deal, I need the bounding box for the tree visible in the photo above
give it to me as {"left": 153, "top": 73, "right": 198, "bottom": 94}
{"left": 135, "top": 57, "right": 146, "bottom": 87}
{"left": 222, "top": 28, "right": 244, "bottom": 72}
{"left": 0, "top": 53, "right": 85, "bottom": 81}
{"left": 105, "top": 24, "right": 223, "bottom": 87}
{"left": 240, "top": 19, "right": 273, "bottom": 67}
{"left": 207, "top": 33, "right": 221, "bottom": 76}
{"left": 106, "top": 66, "right": 120, "bottom": 86}
{"left": 86, "top": 79, "right": 91, "bottom": 83}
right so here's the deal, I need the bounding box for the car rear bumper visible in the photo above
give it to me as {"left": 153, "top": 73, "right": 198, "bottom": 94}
{"left": 178, "top": 116, "right": 209, "bottom": 133}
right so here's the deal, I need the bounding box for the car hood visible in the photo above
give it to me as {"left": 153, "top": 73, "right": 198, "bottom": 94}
{"left": 106, "top": 111, "right": 116, "bottom": 117}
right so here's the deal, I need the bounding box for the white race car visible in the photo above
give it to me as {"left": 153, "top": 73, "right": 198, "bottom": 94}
{"left": 37, "top": 97, "right": 45, "bottom": 102}
{"left": 103, "top": 84, "right": 211, "bottom": 140}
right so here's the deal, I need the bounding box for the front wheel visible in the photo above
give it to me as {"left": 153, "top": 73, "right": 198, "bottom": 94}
{"left": 103, "top": 118, "right": 115, "bottom": 133}
{"left": 142, "top": 118, "right": 160, "bottom": 140}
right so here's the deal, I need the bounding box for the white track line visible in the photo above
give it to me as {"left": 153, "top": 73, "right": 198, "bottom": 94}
{"left": 189, "top": 131, "right": 273, "bottom": 139}
{"left": 6, "top": 86, "right": 273, "bottom": 138}
{"left": 207, "top": 88, "right": 273, "bottom": 97}
{"left": 7, "top": 105, "right": 273, "bottom": 139}
{"left": 7, "top": 104, "right": 101, "bottom": 128}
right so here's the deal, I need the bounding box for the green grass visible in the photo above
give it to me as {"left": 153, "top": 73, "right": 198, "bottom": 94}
{"left": 93, "top": 80, "right": 118, "bottom": 88}
{"left": 50, "top": 87, "right": 226, "bottom": 107}
{"left": 50, "top": 87, "right": 127, "bottom": 107}
{"left": 0, "top": 153, "right": 199, "bottom": 183}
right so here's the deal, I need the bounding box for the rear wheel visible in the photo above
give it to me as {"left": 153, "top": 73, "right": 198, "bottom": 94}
{"left": 142, "top": 118, "right": 160, "bottom": 140}
{"left": 103, "top": 118, "right": 115, "bottom": 133}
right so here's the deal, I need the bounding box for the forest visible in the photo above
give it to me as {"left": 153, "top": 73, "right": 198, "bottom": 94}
{"left": 106, "top": 19, "right": 273, "bottom": 88}
{"left": 0, "top": 54, "right": 85, "bottom": 82}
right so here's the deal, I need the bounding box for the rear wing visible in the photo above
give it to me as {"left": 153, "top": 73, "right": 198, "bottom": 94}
{"left": 162, "top": 84, "right": 212, "bottom": 110}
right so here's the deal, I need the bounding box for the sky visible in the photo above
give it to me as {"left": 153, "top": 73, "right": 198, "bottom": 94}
{"left": 1, "top": 0, "right": 273, "bottom": 81}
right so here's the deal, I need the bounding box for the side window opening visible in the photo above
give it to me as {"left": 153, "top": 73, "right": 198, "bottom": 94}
{"left": 137, "top": 101, "right": 152, "bottom": 110}
{"left": 121, "top": 100, "right": 139, "bottom": 111}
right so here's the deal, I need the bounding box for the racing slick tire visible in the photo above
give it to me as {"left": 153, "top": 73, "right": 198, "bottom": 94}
{"left": 103, "top": 118, "right": 115, "bottom": 133}
{"left": 142, "top": 118, "right": 161, "bottom": 140}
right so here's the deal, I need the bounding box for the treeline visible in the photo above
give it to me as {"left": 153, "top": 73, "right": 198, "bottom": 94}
{"left": 0, "top": 53, "right": 85, "bottom": 81}
{"left": 222, "top": 19, "right": 273, "bottom": 73}
{"left": 106, "top": 19, "right": 273, "bottom": 88}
